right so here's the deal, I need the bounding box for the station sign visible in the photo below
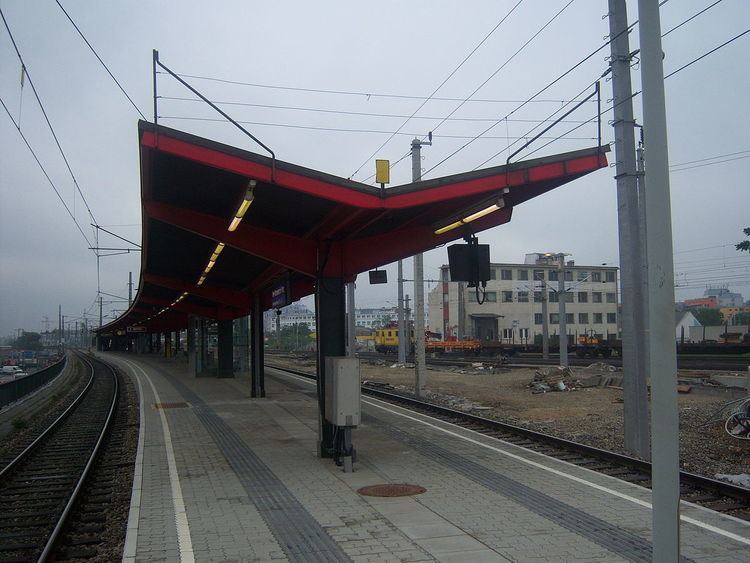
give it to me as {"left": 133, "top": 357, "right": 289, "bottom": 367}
{"left": 127, "top": 326, "right": 147, "bottom": 333}
{"left": 271, "top": 280, "right": 291, "bottom": 309}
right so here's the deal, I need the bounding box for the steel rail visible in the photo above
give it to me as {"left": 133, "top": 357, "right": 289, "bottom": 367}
{"left": 37, "top": 353, "right": 120, "bottom": 562}
{"left": 0, "top": 353, "right": 95, "bottom": 480}
{"left": 268, "top": 363, "right": 750, "bottom": 505}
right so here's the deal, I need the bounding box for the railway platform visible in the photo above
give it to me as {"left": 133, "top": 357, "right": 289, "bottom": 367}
{"left": 102, "top": 352, "right": 750, "bottom": 562}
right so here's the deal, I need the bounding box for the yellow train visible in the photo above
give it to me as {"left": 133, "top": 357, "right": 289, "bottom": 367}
{"left": 373, "top": 327, "right": 414, "bottom": 353}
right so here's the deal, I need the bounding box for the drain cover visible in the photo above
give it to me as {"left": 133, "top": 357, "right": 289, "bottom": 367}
{"left": 357, "top": 484, "right": 426, "bottom": 497}
{"left": 154, "top": 402, "right": 190, "bottom": 409}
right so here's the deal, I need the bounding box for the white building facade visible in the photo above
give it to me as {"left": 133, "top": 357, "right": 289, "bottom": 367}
{"left": 265, "top": 303, "right": 399, "bottom": 332}
{"left": 428, "top": 254, "right": 619, "bottom": 344}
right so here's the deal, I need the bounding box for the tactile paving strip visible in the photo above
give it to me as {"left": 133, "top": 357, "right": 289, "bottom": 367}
{"left": 155, "top": 367, "right": 351, "bottom": 563}
{"left": 364, "top": 413, "right": 694, "bottom": 563}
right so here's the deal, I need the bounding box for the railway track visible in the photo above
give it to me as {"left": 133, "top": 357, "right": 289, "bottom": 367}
{"left": 0, "top": 352, "right": 119, "bottom": 562}
{"left": 355, "top": 350, "right": 750, "bottom": 371}
{"left": 269, "top": 363, "right": 750, "bottom": 522}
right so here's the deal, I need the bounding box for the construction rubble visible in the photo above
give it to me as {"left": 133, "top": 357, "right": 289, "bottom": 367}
{"left": 530, "top": 363, "right": 623, "bottom": 394}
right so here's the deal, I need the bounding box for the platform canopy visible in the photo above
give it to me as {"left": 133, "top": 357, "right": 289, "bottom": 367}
{"left": 99, "top": 121, "right": 608, "bottom": 335}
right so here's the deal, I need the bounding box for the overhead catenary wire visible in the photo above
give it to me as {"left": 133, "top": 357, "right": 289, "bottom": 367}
{"left": 664, "top": 28, "right": 750, "bottom": 79}
{"left": 0, "top": 6, "right": 99, "bottom": 230}
{"left": 157, "top": 115, "right": 596, "bottom": 141}
{"left": 0, "top": 95, "right": 95, "bottom": 250}
{"left": 54, "top": 0, "right": 147, "bottom": 120}
{"left": 158, "top": 96, "right": 590, "bottom": 124}
{"left": 348, "top": 0, "right": 528, "bottom": 179}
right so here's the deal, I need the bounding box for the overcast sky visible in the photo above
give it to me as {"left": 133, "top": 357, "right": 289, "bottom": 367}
{"left": 0, "top": 0, "right": 748, "bottom": 337}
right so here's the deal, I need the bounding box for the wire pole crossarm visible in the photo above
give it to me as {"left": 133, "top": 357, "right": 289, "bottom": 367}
{"left": 92, "top": 224, "right": 141, "bottom": 248}
{"left": 153, "top": 50, "right": 277, "bottom": 182}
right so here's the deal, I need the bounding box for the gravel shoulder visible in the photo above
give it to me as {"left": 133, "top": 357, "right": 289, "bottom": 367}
{"left": 271, "top": 354, "right": 749, "bottom": 481}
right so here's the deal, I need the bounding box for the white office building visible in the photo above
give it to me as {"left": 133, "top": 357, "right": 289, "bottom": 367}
{"left": 428, "top": 254, "right": 619, "bottom": 344}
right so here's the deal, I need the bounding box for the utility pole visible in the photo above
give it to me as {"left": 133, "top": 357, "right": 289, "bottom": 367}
{"left": 58, "top": 304, "right": 62, "bottom": 346}
{"left": 556, "top": 256, "right": 568, "bottom": 367}
{"left": 638, "top": 0, "right": 680, "bottom": 559}
{"left": 636, "top": 128, "right": 651, "bottom": 378}
{"left": 99, "top": 296, "right": 103, "bottom": 329}
{"left": 608, "top": 0, "right": 650, "bottom": 459}
{"left": 128, "top": 271, "right": 133, "bottom": 306}
{"left": 411, "top": 137, "right": 431, "bottom": 398}
{"left": 397, "top": 260, "right": 406, "bottom": 363}
{"left": 404, "top": 294, "right": 411, "bottom": 357}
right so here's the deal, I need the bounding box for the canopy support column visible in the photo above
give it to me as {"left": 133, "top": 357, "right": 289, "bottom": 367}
{"left": 187, "top": 317, "right": 196, "bottom": 373}
{"left": 251, "top": 294, "right": 265, "bottom": 397}
{"left": 217, "top": 320, "right": 234, "bottom": 378}
{"left": 316, "top": 276, "right": 345, "bottom": 458}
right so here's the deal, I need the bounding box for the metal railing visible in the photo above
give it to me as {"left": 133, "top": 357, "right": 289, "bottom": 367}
{"left": 0, "top": 355, "right": 67, "bottom": 409}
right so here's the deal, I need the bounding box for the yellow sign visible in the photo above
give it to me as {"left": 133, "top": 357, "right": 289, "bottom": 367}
{"left": 375, "top": 160, "right": 390, "bottom": 184}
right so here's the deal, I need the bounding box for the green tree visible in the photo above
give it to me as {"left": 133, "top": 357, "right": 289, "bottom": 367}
{"left": 691, "top": 308, "right": 724, "bottom": 326}
{"left": 732, "top": 312, "right": 750, "bottom": 325}
{"left": 736, "top": 227, "right": 750, "bottom": 252}
{"left": 13, "top": 331, "right": 42, "bottom": 350}
{"left": 272, "top": 323, "right": 312, "bottom": 351}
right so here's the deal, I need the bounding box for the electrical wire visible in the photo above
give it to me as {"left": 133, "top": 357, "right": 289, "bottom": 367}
{"left": 54, "top": 0, "right": 147, "bottom": 120}
{"left": 670, "top": 154, "right": 750, "bottom": 172}
{"left": 158, "top": 115, "right": 596, "bottom": 141}
{"left": 158, "top": 96, "right": 589, "bottom": 124}
{"left": 0, "top": 6, "right": 99, "bottom": 230}
{"left": 661, "top": 0, "right": 724, "bottom": 38}
{"left": 665, "top": 28, "right": 750, "bottom": 79}
{"left": 348, "top": 0, "right": 528, "bottom": 179}
{"left": 0, "top": 95, "right": 95, "bottom": 250}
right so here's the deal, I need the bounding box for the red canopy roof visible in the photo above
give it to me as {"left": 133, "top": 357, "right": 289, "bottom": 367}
{"left": 99, "top": 122, "right": 608, "bottom": 334}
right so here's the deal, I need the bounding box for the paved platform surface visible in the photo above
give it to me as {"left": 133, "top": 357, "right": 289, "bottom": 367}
{"left": 102, "top": 353, "right": 750, "bottom": 562}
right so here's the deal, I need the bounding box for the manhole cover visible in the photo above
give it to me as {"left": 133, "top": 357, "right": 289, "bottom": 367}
{"left": 154, "top": 402, "right": 190, "bottom": 409}
{"left": 357, "top": 484, "right": 426, "bottom": 497}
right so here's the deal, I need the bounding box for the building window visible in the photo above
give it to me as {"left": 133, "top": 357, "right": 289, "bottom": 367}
{"left": 517, "top": 269, "right": 528, "bottom": 280}
{"left": 566, "top": 313, "right": 574, "bottom": 324}
{"left": 534, "top": 291, "right": 543, "bottom": 303}
{"left": 502, "top": 328, "right": 513, "bottom": 339}
{"left": 519, "top": 328, "right": 529, "bottom": 339}
{"left": 591, "top": 271, "right": 602, "bottom": 282}
{"left": 534, "top": 313, "right": 543, "bottom": 325}
{"left": 485, "top": 291, "right": 497, "bottom": 302}
{"left": 578, "top": 291, "right": 588, "bottom": 303}
{"left": 550, "top": 313, "right": 560, "bottom": 324}
{"left": 468, "top": 292, "right": 478, "bottom": 303}
{"left": 490, "top": 267, "right": 497, "bottom": 280}
{"left": 517, "top": 291, "right": 529, "bottom": 303}
{"left": 549, "top": 291, "right": 558, "bottom": 303}
{"left": 533, "top": 269, "right": 545, "bottom": 281}
{"left": 564, "top": 270, "right": 573, "bottom": 281}
{"left": 592, "top": 292, "right": 603, "bottom": 303}
{"left": 606, "top": 292, "right": 616, "bottom": 303}
{"left": 607, "top": 312, "right": 617, "bottom": 324}
{"left": 577, "top": 270, "right": 588, "bottom": 281}
{"left": 501, "top": 269, "right": 513, "bottom": 280}
{"left": 579, "top": 313, "right": 589, "bottom": 324}
{"left": 502, "top": 291, "right": 513, "bottom": 302}
{"left": 548, "top": 270, "right": 559, "bottom": 281}
{"left": 564, "top": 292, "right": 574, "bottom": 303}
{"left": 594, "top": 313, "right": 603, "bottom": 324}
{"left": 606, "top": 271, "right": 616, "bottom": 282}
{"left": 442, "top": 268, "right": 450, "bottom": 281}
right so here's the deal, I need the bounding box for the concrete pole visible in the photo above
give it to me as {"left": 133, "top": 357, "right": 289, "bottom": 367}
{"left": 637, "top": 131, "right": 651, "bottom": 380}
{"left": 638, "top": 1, "right": 680, "bottom": 559}
{"left": 537, "top": 275, "right": 550, "bottom": 359}
{"left": 412, "top": 138, "right": 428, "bottom": 397}
{"left": 58, "top": 304, "right": 62, "bottom": 346}
{"left": 346, "top": 282, "right": 356, "bottom": 357}
{"left": 397, "top": 260, "right": 406, "bottom": 363}
{"left": 128, "top": 271, "right": 133, "bottom": 306}
{"left": 609, "top": 0, "right": 650, "bottom": 459}
{"left": 557, "top": 258, "right": 568, "bottom": 367}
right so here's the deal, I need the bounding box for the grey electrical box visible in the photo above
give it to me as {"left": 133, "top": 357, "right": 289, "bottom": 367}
{"left": 324, "top": 356, "right": 361, "bottom": 427}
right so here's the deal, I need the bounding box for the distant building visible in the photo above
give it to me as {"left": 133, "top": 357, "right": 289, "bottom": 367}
{"left": 264, "top": 303, "right": 401, "bottom": 332}
{"left": 684, "top": 297, "right": 718, "bottom": 309}
{"left": 703, "top": 286, "right": 744, "bottom": 308}
{"left": 428, "top": 255, "right": 619, "bottom": 343}
{"left": 675, "top": 310, "right": 700, "bottom": 341}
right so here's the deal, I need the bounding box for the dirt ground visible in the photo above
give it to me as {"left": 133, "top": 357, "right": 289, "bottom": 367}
{"left": 271, "top": 354, "right": 749, "bottom": 481}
